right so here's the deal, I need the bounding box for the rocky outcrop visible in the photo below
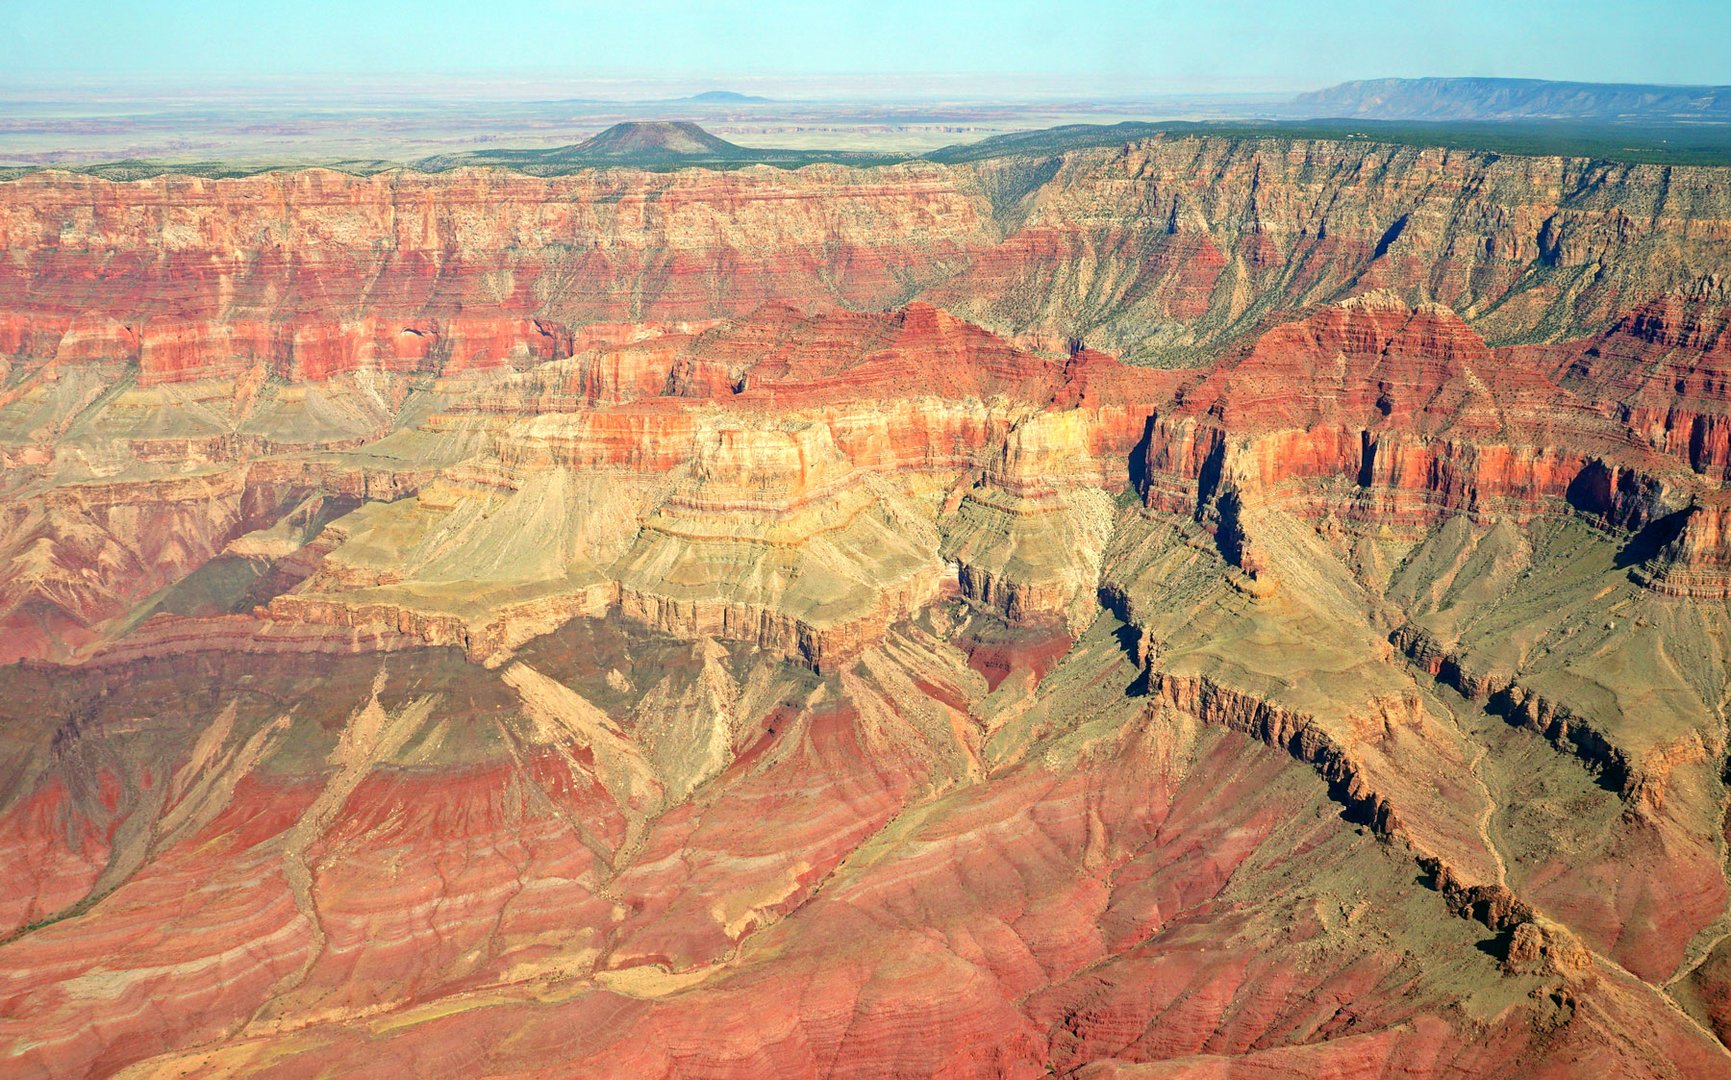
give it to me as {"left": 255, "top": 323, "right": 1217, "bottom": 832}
{"left": 1394, "top": 623, "right": 1639, "bottom": 797}
{"left": 1546, "top": 291, "right": 1731, "bottom": 478}
{"left": 1129, "top": 295, "right": 1718, "bottom": 592}
{"left": 942, "top": 410, "right": 1126, "bottom": 624}
{"left": 1144, "top": 667, "right": 1595, "bottom": 982}
{"left": 0, "top": 469, "right": 257, "bottom": 663}
{"left": 610, "top": 420, "right": 946, "bottom": 668}
{"left": 267, "top": 582, "right": 615, "bottom": 667}
{"left": 1633, "top": 493, "right": 1731, "bottom": 599}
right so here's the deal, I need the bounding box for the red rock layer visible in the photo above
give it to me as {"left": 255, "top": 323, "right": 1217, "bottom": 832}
{"left": 1137, "top": 295, "right": 1697, "bottom": 551}
{"left": 139, "top": 315, "right": 574, "bottom": 383}
{"left": 2, "top": 660, "right": 1720, "bottom": 1078}
{"left": 0, "top": 470, "right": 258, "bottom": 664}
{"left": 462, "top": 302, "right": 1178, "bottom": 419}
{"left": 934, "top": 140, "right": 1731, "bottom": 359}
{"left": 0, "top": 165, "right": 991, "bottom": 381}
{"left": 484, "top": 304, "right": 1172, "bottom": 505}
{"left": 1638, "top": 492, "right": 1731, "bottom": 599}
{"left": 1545, "top": 292, "right": 1731, "bottom": 478}
{"left": 7, "top": 139, "right": 1731, "bottom": 384}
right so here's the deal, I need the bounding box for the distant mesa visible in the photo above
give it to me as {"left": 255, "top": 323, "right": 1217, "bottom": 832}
{"left": 414, "top": 121, "right": 774, "bottom": 172}
{"left": 681, "top": 90, "right": 772, "bottom": 103}
{"left": 1294, "top": 76, "right": 1731, "bottom": 123}
{"left": 572, "top": 121, "right": 751, "bottom": 160}
{"left": 409, "top": 118, "right": 913, "bottom": 174}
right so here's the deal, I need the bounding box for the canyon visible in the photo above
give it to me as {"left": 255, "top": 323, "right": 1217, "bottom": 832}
{"left": 2, "top": 130, "right": 1731, "bottom": 1077}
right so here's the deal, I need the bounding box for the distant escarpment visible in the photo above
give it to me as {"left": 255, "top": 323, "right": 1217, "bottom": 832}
{"left": 1293, "top": 77, "right": 1731, "bottom": 123}
{"left": 3, "top": 136, "right": 1729, "bottom": 381}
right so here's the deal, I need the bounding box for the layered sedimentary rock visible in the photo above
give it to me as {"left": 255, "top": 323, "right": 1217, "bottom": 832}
{"left": 0, "top": 165, "right": 990, "bottom": 382}
{"left": 1636, "top": 492, "right": 1731, "bottom": 599}
{"left": 942, "top": 410, "right": 1127, "bottom": 624}
{"left": 6, "top": 137, "right": 1731, "bottom": 381}
{"left": 5, "top": 136, "right": 1731, "bottom": 1078}
{"left": 612, "top": 420, "right": 943, "bottom": 666}
{"left": 1127, "top": 293, "right": 1725, "bottom": 601}
{"left": 1545, "top": 290, "right": 1731, "bottom": 478}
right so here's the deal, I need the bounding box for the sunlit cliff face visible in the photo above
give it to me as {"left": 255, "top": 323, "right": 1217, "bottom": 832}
{"left": 3, "top": 136, "right": 1731, "bottom": 1077}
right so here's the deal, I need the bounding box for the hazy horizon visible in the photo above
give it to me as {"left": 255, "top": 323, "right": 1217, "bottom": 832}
{"left": 3, "top": 0, "right": 1728, "bottom": 94}
{"left": 3, "top": 1, "right": 1728, "bottom": 168}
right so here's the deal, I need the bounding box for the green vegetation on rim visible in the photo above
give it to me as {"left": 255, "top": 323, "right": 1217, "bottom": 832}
{"left": 925, "top": 118, "right": 1731, "bottom": 167}
{"left": 5, "top": 116, "right": 1731, "bottom": 182}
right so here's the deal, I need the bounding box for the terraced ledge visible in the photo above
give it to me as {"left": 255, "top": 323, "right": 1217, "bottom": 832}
{"left": 1392, "top": 623, "right": 1654, "bottom": 803}
{"left": 267, "top": 584, "right": 616, "bottom": 668}
{"left": 255, "top": 568, "right": 941, "bottom": 672}
{"left": 1142, "top": 667, "right": 1593, "bottom": 978}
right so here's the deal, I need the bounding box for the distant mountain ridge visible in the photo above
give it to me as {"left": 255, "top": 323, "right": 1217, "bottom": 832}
{"left": 1295, "top": 77, "right": 1731, "bottom": 122}
{"left": 683, "top": 90, "right": 771, "bottom": 103}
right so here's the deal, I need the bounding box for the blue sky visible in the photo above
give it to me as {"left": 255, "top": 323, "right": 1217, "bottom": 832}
{"left": 3, "top": 0, "right": 1728, "bottom": 93}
